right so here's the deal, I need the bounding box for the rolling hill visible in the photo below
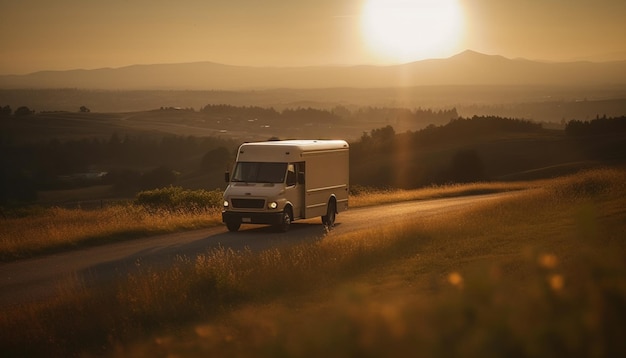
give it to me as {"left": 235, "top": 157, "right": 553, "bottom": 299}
{"left": 2, "top": 50, "right": 626, "bottom": 90}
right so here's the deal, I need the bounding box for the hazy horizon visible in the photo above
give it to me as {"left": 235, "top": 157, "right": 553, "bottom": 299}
{"left": 7, "top": 49, "right": 626, "bottom": 76}
{"left": 1, "top": 0, "right": 625, "bottom": 75}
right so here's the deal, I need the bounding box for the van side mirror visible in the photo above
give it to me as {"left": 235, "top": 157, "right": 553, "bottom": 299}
{"left": 224, "top": 171, "right": 230, "bottom": 183}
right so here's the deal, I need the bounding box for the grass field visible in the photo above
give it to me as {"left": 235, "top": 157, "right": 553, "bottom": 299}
{"left": 1, "top": 168, "right": 625, "bottom": 356}
{"left": 0, "top": 205, "right": 223, "bottom": 261}
{"left": 1, "top": 181, "right": 535, "bottom": 262}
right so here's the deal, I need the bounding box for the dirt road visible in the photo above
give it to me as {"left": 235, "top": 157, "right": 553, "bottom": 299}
{"left": 0, "top": 192, "right": 523, "bottom": 307}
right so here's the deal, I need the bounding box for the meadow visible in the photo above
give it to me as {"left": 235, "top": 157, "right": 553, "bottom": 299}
{"left": 1, "top": 167, "right": 625, "bottom": 356}
{"left": 0, "top": 187, "right": 224, "bottom": 261}
{"left": 0, "top": 181, "right": 534, "bottom": 262}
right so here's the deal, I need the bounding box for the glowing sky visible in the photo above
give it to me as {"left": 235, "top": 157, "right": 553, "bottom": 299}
{"left": 0, "top": 0, "right": 625, "bottom": 74}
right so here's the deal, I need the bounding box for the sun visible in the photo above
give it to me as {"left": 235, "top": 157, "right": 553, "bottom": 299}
{"left": 361, "top": 0, "right": 463, "bottom": 63}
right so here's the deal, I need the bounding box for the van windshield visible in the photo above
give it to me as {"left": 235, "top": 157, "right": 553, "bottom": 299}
{"left": 231, "top": 162, "right": 287, "bottom": 183}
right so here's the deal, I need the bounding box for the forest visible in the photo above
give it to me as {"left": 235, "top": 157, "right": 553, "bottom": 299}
{"left": 1, "top": 109, "right": 625, "bottom": 206}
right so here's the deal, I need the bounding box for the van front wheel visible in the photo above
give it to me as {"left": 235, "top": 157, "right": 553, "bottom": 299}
{"left": 226, "top": 221, "right": 241, "bottom": 232}
{"left": 277, "top": 209, "right": 291, "bottom": 232}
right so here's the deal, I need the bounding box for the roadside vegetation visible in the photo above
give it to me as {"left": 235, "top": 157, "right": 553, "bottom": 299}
{"left": 4, "top": 113, "right": 626, "bottom": 205}
{"left": 0, "top": 182, "right": 534, "bottom": 261}
{"left": 0, "top": 187, "right": 224, "bottom": 261}
{"left": 1, "top": 167, "right": 625, "bottom": 356}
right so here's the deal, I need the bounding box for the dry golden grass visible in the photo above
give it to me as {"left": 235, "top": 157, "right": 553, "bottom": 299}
{"left": 119, "top": 168, "right": 626, "bottom": 357}
{"left": 349, "top": 180, "right": 539, "bottom": 208}
{"left": 0, "top": 205, "right": 222, "bottom": 260}
{"left": 0, "top": 181, "right": 533, "bottom": 262}
{"left": 1, "top": 167, "right": 625, "bottom": 356}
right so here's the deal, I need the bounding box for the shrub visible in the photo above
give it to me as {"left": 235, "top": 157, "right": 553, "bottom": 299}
{"left": 135, "top": 186, "right": 223, "bottom": 212}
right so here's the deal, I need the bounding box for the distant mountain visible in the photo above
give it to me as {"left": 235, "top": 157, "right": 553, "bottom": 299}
{"left": 1, "top": 50, "right": 626, "bottom": 90}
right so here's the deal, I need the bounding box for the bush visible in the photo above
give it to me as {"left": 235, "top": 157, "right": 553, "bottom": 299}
{"left": 14, "top": 106, "right": 34, "bottom": 116}
{"left": 135, "top": 186, "right": 223, "bottom": 212}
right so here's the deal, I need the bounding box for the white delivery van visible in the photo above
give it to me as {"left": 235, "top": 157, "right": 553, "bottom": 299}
{"left": 222, "top": 139, "right": 349, "bottom": 232}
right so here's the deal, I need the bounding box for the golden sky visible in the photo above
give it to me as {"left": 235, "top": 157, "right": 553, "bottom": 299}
{"left": 1, "top": 0, "right": 625, "bottom": 74}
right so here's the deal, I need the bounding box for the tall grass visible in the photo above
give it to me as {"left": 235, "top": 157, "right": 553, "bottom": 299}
{"left": 0, "top": 205, "right": 222, "bottom": 260}
{"left": 0, "top": 183, "right": 534, "bottom": 262}
{"left": 1, "top": 168, "right": 625, "bottom": 356}
{"left": 349, "top": 180, "right": 538, "bottom": 208}
{"left": 128, "top": 167, "right": 624, "bottom": 357}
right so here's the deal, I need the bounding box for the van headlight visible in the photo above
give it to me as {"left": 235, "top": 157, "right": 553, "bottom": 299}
{"left": 223, "top": 200, "right": 229, "bottom": 208}
{"left": 268, "top": 201, "right": 278, "bottom": 209}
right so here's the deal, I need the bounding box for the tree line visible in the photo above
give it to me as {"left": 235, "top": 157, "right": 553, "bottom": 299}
{"left": 2, "top": 103, "right": 457, "bottom": 124}
{"left": 0, "top": 105, "right": 34, "bottom": 117}
{"left": 350, "top": 115, "right": 623, "bottom": 189}
{"left": 565, "top": 115, "right": 626, "bottom": 136}
{"left": 199, "top": 104, "right": 458, "bottom": 125}
{"left": 0, "top": 134, "right": 236, "bottom": 204}
{"left": 0, "top": 105, "right": 91, "bottom": 116}
{"left": 350, "top": 116, "right": 542, "bottom": 189}
{"left": 2, "top": 113, "right": 625, "bottom": 205}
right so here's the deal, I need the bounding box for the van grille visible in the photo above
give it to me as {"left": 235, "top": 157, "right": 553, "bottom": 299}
{"left": 232, "top": 198, "right": 265, "bottom": 209}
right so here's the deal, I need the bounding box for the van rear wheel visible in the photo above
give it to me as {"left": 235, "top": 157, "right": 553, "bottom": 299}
{"left": 322, "top": 201, "right": 336, "bottom": 228}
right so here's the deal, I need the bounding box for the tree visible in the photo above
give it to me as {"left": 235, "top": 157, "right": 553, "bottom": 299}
{"left": 371, "top": 125, "right": 395, "bottom": 138}
{"left": 14, "top": 106, "right": 34, "bottom": 116}
{"left": 0, "top": 105, "right": 11, "bottom": 117}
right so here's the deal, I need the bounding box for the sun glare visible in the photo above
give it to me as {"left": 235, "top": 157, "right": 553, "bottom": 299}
{"left": 361, "top": 0, "right": 463, "bottom": 63}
